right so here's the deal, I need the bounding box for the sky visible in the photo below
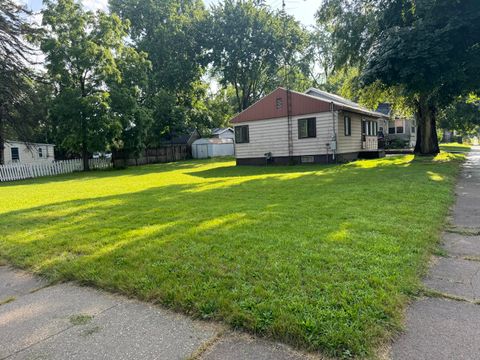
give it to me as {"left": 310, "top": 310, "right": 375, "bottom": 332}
{"left": 25, "top": 0, "right": 319, "bottom": 27}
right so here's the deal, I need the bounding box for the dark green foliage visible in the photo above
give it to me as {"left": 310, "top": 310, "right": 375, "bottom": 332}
{"left": 438, "top": 96, "right": 480, "bottom": 134}
{"left": 41, "top": 0, "right": 150, "bottom": 168}
{"left": 110, "top": 0, "right": 211, "bottom": 137}
{"left": 206, "top": 0, "right": 310, "bottom": 112}
{"left": 0, "top": 0, "right": 41, "bottom": 164}
{"left": 317, "top": 0, "right": 480, "bottom": 155}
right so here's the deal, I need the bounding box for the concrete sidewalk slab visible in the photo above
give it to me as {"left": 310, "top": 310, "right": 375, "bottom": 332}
{"left": 201, "top": 333, "right": 315, "bottom": 360}
{"left": 391, "top": 297, "right": 480, "bottom": 360}
{"left": 0, "top": 267, "right": 315, "bottom": 360}
{"left": 392, "top": 147, "right": 480, "bottom": 360}
{"left": 0, "top": 283, "right": 119, "bottom": 359}
{"left": 0, "top": 266, "right": 47, "bottom": 300}
{"left": 424, "top": 257, "right": 480, "bottom": 301}
{"left": 11, "top": 298, "right": 219, "bottom": 360}
{"left": 442, "top": 233, "right": 480, "bottom": 256}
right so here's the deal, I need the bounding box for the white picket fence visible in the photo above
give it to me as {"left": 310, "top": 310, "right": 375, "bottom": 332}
{"left": 0, "top": 158, "right": 112, "bottom": 182}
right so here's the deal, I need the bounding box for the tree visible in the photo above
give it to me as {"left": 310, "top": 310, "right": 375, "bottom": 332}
{"left": 0, "top": 0, "right": 40, "bottom": 164}
{"left": 206, "top": 0, "right": 310, "bottom": 112}
{"left": 438, "top": 95, "right": 480, "bottom": 135}
{"left": 317, "top": 0, "right": 480, "bottom": 155}
{"left": 324, "top": 67, "right": 411, "bottom": 118}
{"left": 107, "top": 47, "right": 153, "bottom": 160}
{"left": 109, "top": 0, "right": 210, "bottom": 138}
{"left": 205, "top": 86, "right": 237, "bottom": 129}
{"left": 307, "top": 26, "right": 335, "bottom": 86}
{"left": 41, "top": 0, "right": 135, "bottom": 170}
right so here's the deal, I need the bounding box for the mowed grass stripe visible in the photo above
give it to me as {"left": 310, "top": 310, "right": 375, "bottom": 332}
{"left": 0, "top": 153, "right": 464, "bottom": 357}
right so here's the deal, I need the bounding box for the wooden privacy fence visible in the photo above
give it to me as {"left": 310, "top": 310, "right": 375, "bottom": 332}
{"left": 124, "top": 145, "right": 188, "bottom": 166}
{"left": 0, "top": 158, "right": 112, "bottom": 182}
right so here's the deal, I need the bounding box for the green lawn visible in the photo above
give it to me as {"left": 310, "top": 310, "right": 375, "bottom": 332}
{"left": 0, "top": 153, "right": 464, "bottom": 358}
{"left": 439, "top": 142, "right": 472, "bottom": 153}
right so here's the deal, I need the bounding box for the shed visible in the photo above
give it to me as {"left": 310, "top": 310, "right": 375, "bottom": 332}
{"left": 2, "top": 140, "right": 55, "bottom": 165}
{"left": 192, "top": 138, "right": 234, "bottom": 159}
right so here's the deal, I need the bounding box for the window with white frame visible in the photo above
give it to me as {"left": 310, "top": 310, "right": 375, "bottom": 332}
{"left": 11, "top": 147, "right": 19, "bottom": 161}
{"left": 38, "top": 148, "right": 43, "bottom": 158}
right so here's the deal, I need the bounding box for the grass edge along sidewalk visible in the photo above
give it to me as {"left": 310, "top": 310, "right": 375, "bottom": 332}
{"left": 0, "top": 151, "right": 466, "bottom": 358}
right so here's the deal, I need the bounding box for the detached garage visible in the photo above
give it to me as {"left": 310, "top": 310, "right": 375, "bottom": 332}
{"left": 192, "top": 138, "right": 234, "bottom": 159}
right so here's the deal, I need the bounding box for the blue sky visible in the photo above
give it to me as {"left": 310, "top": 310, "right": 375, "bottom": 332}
{"left": 26, "top": 0, "right": 318, "bottom": 27}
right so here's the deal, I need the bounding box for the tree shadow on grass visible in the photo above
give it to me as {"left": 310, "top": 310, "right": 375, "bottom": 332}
{"left": 0, "top": 159, "right": 219, "bottom": 187}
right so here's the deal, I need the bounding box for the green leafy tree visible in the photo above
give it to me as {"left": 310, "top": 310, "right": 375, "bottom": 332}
{"left": 0, "top": 0, "right": 40, "bottom": 164}
{"left": 438, "top": 96, "right": 480, "bottom": 135}
{"left": 207, "top": 0, "right": 310, "bottom": 112}
{"left": 41, "top": 0, "right": 133, "bottom": 169}
{"left": 324, "top": 67, "right": 411, "bottom": 118}
{"left": 317, "top": 0, "right": 480, "bottom": 154}
{"left": 205, "top": 86, "right": 237, "bottom": 129}
{"left": 307, "top": 26, "right": 335, "bottom": 86}
{"left": 110, "top": 0, "right": 209, "bottom": 137}
{"left": 107, "top": 47, "right": 153, "bottom": 160}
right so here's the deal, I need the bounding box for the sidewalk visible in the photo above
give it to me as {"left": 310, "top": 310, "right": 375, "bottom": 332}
{"left": 0, "top": 267, "right": 317, "bottom": 360}
{"left": 391, "top": 146, "right": 480, "bottom": 359}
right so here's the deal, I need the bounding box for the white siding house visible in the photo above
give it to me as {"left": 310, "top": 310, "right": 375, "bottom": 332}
{"left": 3, "top": 140, "right": 55, "bottom": 165}
{"left": 232, "top": 88, "right": 385, "bottom": 165}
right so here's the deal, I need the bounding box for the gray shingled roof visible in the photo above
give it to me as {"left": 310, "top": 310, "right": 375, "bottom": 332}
{"left": 303, "top": 88, "right": 387, "bottom": 118}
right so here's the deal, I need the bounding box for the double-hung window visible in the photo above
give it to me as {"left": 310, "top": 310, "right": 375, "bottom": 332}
{"left": 235, "top": 125, "right": 249, "bottom": 143}
{"left": 298, "top": 118, "right": 316, "bottom": 139}
{"left": 11, "top": 147, "right": 20, "bottom": 161}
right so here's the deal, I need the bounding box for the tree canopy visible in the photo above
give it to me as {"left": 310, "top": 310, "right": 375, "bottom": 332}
{"left": 0, "top": 0, "right": 41, "bottom": 164}
{"left": 207, "top": 0, "right": 310, "bottom": 112}
{"left": 2, "top": 0, "right": 480, "bottom": 167}
{"left": 317, "top": 0, "right": 480, "bottom": 154}
{"left": 41, "top": 0, "right": 150, "bottom": 169}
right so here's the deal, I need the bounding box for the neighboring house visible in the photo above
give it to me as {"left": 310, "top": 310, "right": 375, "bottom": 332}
{"left": 231, "top": 87, "right": 386, "bottom": 165}
{"left": 376, "top": 103, "right": 417, "bottom": 148}
{"left": 192, "top": 138, "right": 234, "bottom": 159}
{"left": 161, "top": 129, "right": 201, "bottom": 147}
{"left": 2, "top": 140, "right": 55, "bottom": 165}
{"left": 160, "top": 129, "right": 201, "bottom": 157}
{"left": 211, "top": 127, "right": 235, "bottom": 140}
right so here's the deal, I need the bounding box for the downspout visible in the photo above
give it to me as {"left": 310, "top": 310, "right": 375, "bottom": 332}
{"left": 330, "top": 102, "right": 337, "bottom": 162}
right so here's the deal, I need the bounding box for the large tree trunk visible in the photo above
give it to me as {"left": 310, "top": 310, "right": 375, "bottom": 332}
{"left": 414, "top": 96, "right": 440, "bottom": 155}
{"left": 0, "top": 106, "right": 5, "bottom": 165}
{"left": 81, "top": 113, "right": 90, "bottom": 171}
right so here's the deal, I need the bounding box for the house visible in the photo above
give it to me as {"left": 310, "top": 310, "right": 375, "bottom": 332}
{"left": 161, "top": 129, "right": 201, "bottom": 147}
{"left": 231, "top": 87, "right": 386, "bottom": 165}
{"left": 376, "top": 103, "right": 417, "bottom": 148}
{"left": 211, "top": 127, "right": 235, "bottom": 140}
{"left": 192, "top": 138, "right": 234, "bottom": 159}
{"left": 2, "top": 140, "right": 55, "bottom": 165}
